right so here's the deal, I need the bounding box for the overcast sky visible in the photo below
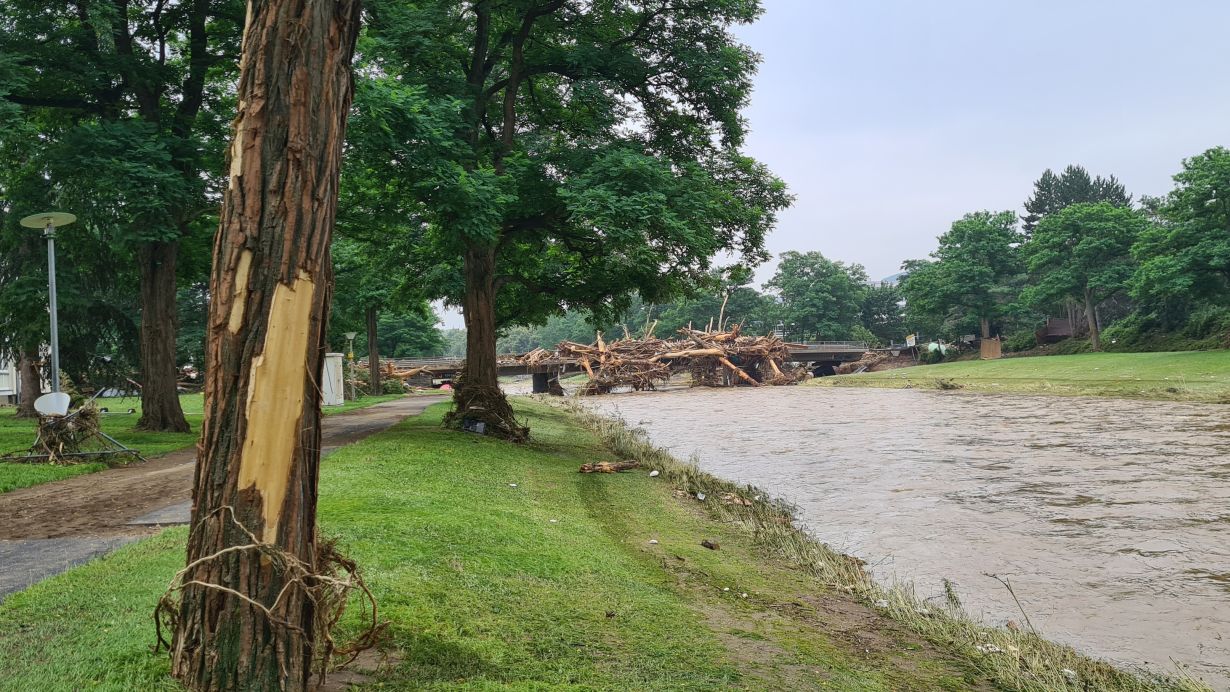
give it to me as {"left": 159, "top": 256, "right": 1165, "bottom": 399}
{"left": 438, "top": 0, "right": 1230, "bottom": 329}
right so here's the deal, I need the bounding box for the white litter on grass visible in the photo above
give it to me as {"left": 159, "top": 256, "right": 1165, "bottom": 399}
{"left": 723, "top": 587, "right": 730, "bottom": 592}
{"left": 648, "top": 539, "right": 658, "bottom": 545}
{"left": 740, "top": 593, "right": 748, "bottom": 598}
{"left": 649, "top": 470, "right": 660, "bottom": 477}
{"left": 975, "top": 644, "right": 1004, "bottom": 654}
{"left": 1062, "top": 668, "right": 1077, "bottom": 679}
{"left": 549, "top": 519, "right": 558, "bottom": 524}
{"left": 509, "top": 483, "right": 518, "bottom": 488}
{"left": 874, "top": 599, "right": 889, "bottom": 608}
{"left": 696, "top": 492, "right": 707, "bottom": 501}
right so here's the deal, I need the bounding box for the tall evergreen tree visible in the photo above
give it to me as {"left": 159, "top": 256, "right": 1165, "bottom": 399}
{"left": 1022, "top": 164, "right": 1131, "bottom": 235}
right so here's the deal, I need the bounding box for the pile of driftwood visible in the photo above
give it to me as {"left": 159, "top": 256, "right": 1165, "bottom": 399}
{"left": 544, "top": 325, "right": 808, "bottom": 395}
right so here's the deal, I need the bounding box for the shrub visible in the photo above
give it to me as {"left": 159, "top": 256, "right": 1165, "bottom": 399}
{"left": 1003, "top": 329, "right": 1038, "bottom": 353}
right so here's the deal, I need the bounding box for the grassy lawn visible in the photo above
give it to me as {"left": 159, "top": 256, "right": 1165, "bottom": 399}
{"left": 0, "top": 393, "right": 405, "bottom": 494}
{"left": 0, "top": 401, "right": 991, "bottom": 691}
{"left": 814, "top": 350, "right": 1230, "bottom": 402}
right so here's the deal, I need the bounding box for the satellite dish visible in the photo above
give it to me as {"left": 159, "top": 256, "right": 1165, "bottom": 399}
{"left": 19, "top": 212, "right": 77, "bottom": 229}
{"left": 34, "top": 392, "right": 71, "bottom": 416}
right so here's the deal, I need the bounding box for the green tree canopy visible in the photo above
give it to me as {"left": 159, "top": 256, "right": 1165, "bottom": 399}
{"left": 859, "top": 282, "right": 905, "bottom": 345}
{"left": 1023, "top": 202, "right": 1148, "bottom": 350}
{"left": 763, "top": 251, "right": 867, "bottom": 341}
{"left": 351, "top": 0, "right": 790, "bottom": 437}
{"left": 900, "top": 211, "right": 1022, "bottom": 339}
{"left": 1130, "top": 147, "right": 1230, "bottom": 326}
{"left": 1022, "top": 164, "right": 1131, "bottom": 235}
{"left": 0, "top": 0, "right": 242, "bottom": 431}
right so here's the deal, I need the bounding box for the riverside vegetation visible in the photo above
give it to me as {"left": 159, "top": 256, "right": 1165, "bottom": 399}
{"left": 0, "top": 400, "right": 1210, "bottom": 691}
{"left": 813, "top": 350, "right": 1230, "bottom": 402}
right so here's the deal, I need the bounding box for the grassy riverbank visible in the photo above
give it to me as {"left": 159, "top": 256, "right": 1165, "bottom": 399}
{"left": 0, "top": 400, "right": 1207, "bottom": 691}
{"left": 0, "top": 393, "right": 405, "bottom": 493}
{"left": 814, "top": 350, "right": 1230, "bottom": 402}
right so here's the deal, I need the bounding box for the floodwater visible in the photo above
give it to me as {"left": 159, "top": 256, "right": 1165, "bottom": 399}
{"left": 582, "top": 387, "right": 1230, "bottom": 688}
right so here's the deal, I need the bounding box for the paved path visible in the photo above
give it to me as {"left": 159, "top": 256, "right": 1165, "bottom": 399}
{"left": 0, "top": 396, "right": 444, "bottom": 600}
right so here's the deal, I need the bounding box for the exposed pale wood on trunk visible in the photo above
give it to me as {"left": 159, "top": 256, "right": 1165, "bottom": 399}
{"left": 169, "top": 1, "right": 362, "bottom": 689}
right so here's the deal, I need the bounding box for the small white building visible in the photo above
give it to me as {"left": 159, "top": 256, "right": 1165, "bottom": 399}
{"left": 0, "top": 359, "right": 19, "bottom": 405}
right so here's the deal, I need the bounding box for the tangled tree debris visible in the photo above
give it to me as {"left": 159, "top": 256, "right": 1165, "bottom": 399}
{"left": 1, "top": 405, "right": 143, "bottom": 465}
{"left": 541, "top": 325, "right": 809, "bottom": 395}
{"left": 578, "top": 460, "right": 641, "bottom": 473}
{"left": 835, "top": 351, "right": 888, "bottom": 375}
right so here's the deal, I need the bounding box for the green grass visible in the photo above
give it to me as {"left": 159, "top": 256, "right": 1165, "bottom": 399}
{"left": 814, "top": 350, "right": 1230, "bottom": 402}
{"left": 0, "top": 393, "right": 406, "bottom": 494}
{"left": 0, "top": 401, "right": 993, "bottom": 691}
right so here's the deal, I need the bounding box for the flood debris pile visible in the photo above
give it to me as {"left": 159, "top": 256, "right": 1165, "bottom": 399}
{"left": 544, "top": 325, "right": 808, "bottom": 395}
{"left": 835, "top": 351, "right": 888, "bottom": 375}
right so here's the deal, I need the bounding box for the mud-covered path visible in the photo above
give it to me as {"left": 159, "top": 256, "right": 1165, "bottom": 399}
{"left": 0, "top": 396, "right": 444, "bottom": 598}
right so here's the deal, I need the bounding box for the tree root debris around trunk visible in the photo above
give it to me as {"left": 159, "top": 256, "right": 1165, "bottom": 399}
{"left": 443, "top": 373, "right": 529, "bottom": 443}
{"left": 154, "top": 506, "right": 386, "bottom": 688}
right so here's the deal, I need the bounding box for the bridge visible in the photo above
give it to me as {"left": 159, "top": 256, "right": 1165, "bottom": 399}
{"left": 385, "top": 341, "right": 869, "bottom": 385}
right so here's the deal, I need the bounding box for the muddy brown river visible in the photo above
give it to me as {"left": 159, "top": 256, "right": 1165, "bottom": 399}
{"left": 582, "top": 387, "right": 1230, "bottom": 688}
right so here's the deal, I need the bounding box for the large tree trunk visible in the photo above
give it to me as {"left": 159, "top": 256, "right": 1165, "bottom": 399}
{"left": 979, "top": 316, "right": 991, "bottom": 339}
{"left": 1083, "top": 286, "right": 1101, "bottom": 351}
{"left": 15, "top": 349, "right": 42, "bottom": 419}
{"left": 366, "top": 305, "right": 380, "bottom": 394}
{"left": 169, "top": 2, "right": 362, "bottom": 690}
{"left": 137, "top": 240, "right": 191, "bottom": 432}
{"left": 447, "top": 243, "right": 526, "bottom": 441}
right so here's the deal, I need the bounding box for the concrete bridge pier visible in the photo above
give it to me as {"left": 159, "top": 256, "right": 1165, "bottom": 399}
{"left": 531, "top": 372, "right": 550, "bottom": 394}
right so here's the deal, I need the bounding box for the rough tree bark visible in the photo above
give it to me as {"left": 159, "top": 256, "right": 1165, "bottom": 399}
{"left": 447, "top": 244, "right": 526, "bottom": 440}
{"left": 1083, "top": 286, "right": 1101, "bottom": 351}
{"left": 137, "top": 240, "right": 191, "bottom": 432}
{"left": 15, "top": 350, "right": 42, "bottom": 419}
{"left": 169, "top": 2, "right": 362, "bottom": 690}
{"left": 365, "top": 306, "right": 380, "bottom": 394}
{"left": 979, "top": 316, "right": 991, "bottom": 339}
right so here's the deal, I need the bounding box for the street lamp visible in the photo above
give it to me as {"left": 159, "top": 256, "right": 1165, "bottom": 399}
{"left": 19, "top": 212, "right": 76, "bottom": 394}
{"left": 343, "top": 331, "right": 358, "bottom": 400}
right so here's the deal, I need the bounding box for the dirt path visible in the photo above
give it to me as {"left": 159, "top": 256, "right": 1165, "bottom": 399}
{"left": 0, "top": 396, "right": 445, "bottom": 541}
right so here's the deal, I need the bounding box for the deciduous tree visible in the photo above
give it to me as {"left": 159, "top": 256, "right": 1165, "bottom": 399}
{"left": 900, "top": 211, "right": 1022, "bottom": 339}
{"left": 355, "top": 0, "right": 789, "bottom": 439}
{"left": 1130, "top": 147, "right": 1230, "bottom": 326}
{"left": 167, "top": 2, "right": 362, "bottom": 689}
{"left": 1023, "top": 202, "right": 1147, "bottom": 351}
{"left": 764, "top": 251, "right": 867, "bottom": 340}
{"left": 0, "top": 0, "right": 243, "bottom": 432}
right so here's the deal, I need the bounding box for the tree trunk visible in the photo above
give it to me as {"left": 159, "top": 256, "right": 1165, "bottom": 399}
{"left": 979, "top": 316, "right": 991, "bottom": 339}
{"left": 15, "top": 349, "right": 42, "bottom": 418}
{"left": 366, "top": 306, "right": 380, "bottom": 394}
{"left": 169, "top": 2, "right": 362, "bottom": 690}
{"left": 137, "top": 240, "right": 191, "bottom": 432}
{"left": 446, "top": 243, "right": 526, "bottom": 441}
{"left": 1084, "top": 287, "right": 1101, "bottom": 351}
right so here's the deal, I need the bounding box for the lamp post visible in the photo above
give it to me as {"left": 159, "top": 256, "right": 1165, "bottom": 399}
{"left": 343, "top": 331, "right": 358, "bottom": 400}
{"left": 19, "top": 212, "right": 76, "bottom": 394}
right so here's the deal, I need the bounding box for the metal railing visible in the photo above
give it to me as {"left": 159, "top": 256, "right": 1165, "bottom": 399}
{"left": 788, "top": 341, "right": 869, "bottom": 351}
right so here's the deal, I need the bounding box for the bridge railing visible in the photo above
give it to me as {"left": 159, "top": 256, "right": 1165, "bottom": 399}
{"left": 789, "top": 341, "right": 868, "bottom": 351}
